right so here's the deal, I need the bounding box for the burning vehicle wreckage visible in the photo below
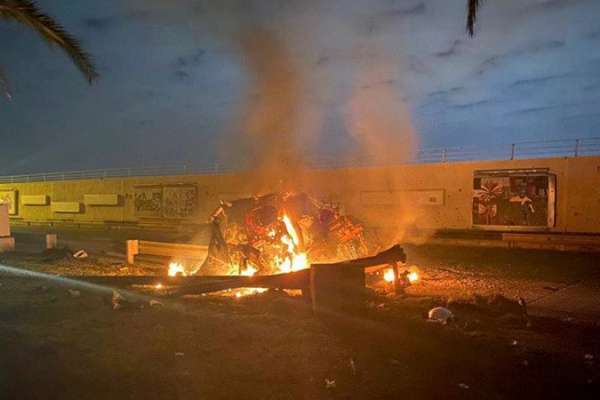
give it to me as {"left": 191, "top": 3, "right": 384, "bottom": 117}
{"left": 88, "top": 193, "right": 414, "bottom": 312}
{"left": 200, "top": 192, "right": 372, "bottom": 277}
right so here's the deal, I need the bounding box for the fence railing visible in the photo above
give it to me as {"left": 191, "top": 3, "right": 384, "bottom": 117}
{"left": 1, "top": 137, "right": 599, "bottom": 184}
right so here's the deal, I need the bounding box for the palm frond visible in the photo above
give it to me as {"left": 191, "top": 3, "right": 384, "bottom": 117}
{"left": 466, "top": 0, "right": 482, "bottom": 37}
{"left": 0, "top": 66, "right": 12, "bottom": 100}
{"left": 0, "top": 0, "right": 98, "bottom": 83}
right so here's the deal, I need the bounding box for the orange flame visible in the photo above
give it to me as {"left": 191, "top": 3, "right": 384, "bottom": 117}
{"left": 276, "top": 214, "right": 309, "bottom": 273}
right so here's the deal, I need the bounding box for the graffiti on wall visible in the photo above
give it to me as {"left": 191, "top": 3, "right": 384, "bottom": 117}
{"left": 0, "top": 190, "right": 17, "bottom": 215}
{"left": 134, "top": 185, "right": 197, "bottom": 218}
{"left": 163, "top": 185, "right": 197, "bottom": 218}
{"left": 473, "top": 172, "right": 553, "bottom": 227}
{"left": 134, "top": 186, "right": 163, "bottom": 217}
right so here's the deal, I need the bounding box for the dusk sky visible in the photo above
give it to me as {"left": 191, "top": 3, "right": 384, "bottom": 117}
{"left": 1, "top": 0, "right": 599, "bottom": 174}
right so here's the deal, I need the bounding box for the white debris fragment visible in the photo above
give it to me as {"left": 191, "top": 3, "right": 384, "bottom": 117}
{"left": 511, "top": 339, "right": 519, "bottom": 346}
{"left": 584, "top": 354, "right": 594, "bottom": 361}
{"left": 112, "top": 289, "right": 124, "bottom": 310}
{"left": 428, "top": 307, "right": 454, "bottom": 325}
{"left": 458, "top": 383, "right": 470, "bottom": 390}
{"left": 149, "top": 299, "right": 163, "bottom": 307}
{"left": 175, "top": 352, "right": 185, "bottom": 357}
{"left": 349, "top": 358, "right": 356, "bottom": 375}
{"left": 73, "top": 249, "right": 88, "bottom": 259}
{"left": 324, "top": 379, "right": 336, "bottom": 389}
{"left": 68, "top": 289, "right": 80, "bottom": 298}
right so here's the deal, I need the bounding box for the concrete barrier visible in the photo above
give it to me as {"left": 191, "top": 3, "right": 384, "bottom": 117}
{"left": 126, "top": 240, "right": 208, "bottom": 264}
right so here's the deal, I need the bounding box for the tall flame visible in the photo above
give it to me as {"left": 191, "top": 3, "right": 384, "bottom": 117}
{"left": 276, "top": 214, "right": 309, "bottom": 273}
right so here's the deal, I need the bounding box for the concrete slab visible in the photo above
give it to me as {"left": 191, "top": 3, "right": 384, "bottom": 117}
{"left": 529, "top": 281, "right": 600, "bottom": 322}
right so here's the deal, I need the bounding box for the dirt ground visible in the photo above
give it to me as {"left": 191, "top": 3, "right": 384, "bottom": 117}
{"left": 1, "top": 242, "right": 600, "bottom": 399}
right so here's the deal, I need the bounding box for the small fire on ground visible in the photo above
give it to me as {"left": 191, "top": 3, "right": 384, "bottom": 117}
{"left": 383, "top": 268, "right": 419, "bottom": 283}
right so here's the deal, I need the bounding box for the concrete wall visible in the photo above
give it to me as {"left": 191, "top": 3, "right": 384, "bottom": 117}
{"left": 1, "top": 156, "right": 599, "bottom": 234}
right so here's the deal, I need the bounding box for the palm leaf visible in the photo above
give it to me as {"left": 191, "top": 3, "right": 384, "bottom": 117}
{"left": 0, "top": 66, "right": 12, "bottom": 99}
{"left": 466, "top": 0, "right": 482, "bottom": 37}
{"left": 0, "top": 0, "right": 98, "bottom": 83}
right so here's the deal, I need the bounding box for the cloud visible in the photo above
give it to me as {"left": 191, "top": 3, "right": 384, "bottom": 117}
{"left": 477, "top": 40, "right": 565, "bottom": 74}
{"left": 82, "top": 16, "right": 118, "bottom": 31}
{"left": 82, "top": 11, "right": 151, "bottom": 31}
{"left": 428, "top": 86, "right": 464, "bottom": 98}
{"left": 435, "top": 40, "right": 462, "bottom": 58}
{"left": 366, "top": 2, "right": 426, "bottom": 34}
{"left": 175, "top": 49, "right": 206, "bottom": 68}
{"left": 451, "top": 99, "right": 495, "bottom": 110}
{"left": 510, "top": 73, "right": 570, "bottom": 87}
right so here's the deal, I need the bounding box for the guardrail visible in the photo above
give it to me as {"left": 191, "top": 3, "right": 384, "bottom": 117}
{"left": 1, "top": 137, "right": 599, "bottom": 184}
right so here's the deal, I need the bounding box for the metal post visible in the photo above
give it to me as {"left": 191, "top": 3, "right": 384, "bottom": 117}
{"left": 510, "top": 143, "right": 516, "bottom": 160}
{"left": 574, "top": 139, "right": 580, "bottom": 157}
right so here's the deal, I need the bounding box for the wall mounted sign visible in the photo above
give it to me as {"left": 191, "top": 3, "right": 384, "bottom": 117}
{"left": 472, "top": 169, "right": 556, "bottom": 230}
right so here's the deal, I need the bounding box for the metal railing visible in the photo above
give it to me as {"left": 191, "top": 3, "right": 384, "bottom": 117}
{"left": 1, "top": 137, "right": 599, "bottom": 184}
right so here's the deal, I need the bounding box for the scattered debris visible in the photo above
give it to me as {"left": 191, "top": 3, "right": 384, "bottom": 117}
{"left": 511, "top": 339, "right": 519, "bottom": 346}
{"left": 112, "top": 290, "right": 124, "bottom": 310}
{"left": 149, "top": 299, "right": 163, "bottom": 307}
{"left": 428, "top": 306, "right": 454, "bottom": 324}
{"left": 68, "top": 289, "right": 81, "bottom": 298}
{"left": 175, "top": 352, "right": 185, "bottom": 357}
{"left": 349, "top": 358, "right": 356, "bottom": 376}
{"left": 73, "top": 249, "right": 88, "bottom": 259}
{"left": 324, "top": 378, "right": 336, "bottom": 389}
{"left": 543, "top": 286, "right": 560, "bottom": 292}
{"left": 457, "top": 383, "right": 470, "bottom": 390}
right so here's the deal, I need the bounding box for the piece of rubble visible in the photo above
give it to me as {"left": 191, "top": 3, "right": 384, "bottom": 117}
{"left": 149, "top": 299, "right": 163, "bottom": 307}
{"left": 457, "top": 383, "right": 470, "bottom": 390}
{"left": 324, "top": 379, "right": 336, "bottom": 389}
{"left": 175, "top": 352, "right": 185, "bottom": 357}
{"left": 112, "top": 289, "right": 124, "bottom": 310}
{"left": 73, "top": 249, "right": 88, "bottom": 259}
{"left": 349, "top": 358, "right": 356, "bottom": 376}
{"left": 68, "top": 289, "right": 81, "bottom": 298}
{"left": 428, "top": 306, "right": 454, "bottom": 324}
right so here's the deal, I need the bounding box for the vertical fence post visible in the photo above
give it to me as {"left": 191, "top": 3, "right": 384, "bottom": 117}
{"left": 442, "top": 148, "right": 448, "bottom": 162}
{"left": 574, "top": 139, "right": 580, "bottom": 157}
{"left": 510, "top": 143, "right": 516, "bottom": 160}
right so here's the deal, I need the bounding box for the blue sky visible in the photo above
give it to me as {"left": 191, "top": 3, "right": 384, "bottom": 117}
{"left": 0, "top": 0, "right": 599, "bottom": 174}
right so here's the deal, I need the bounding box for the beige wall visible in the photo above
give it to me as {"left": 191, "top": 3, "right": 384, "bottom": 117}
{"left": 1, "top": 156, "right": 599, "bottom": 234}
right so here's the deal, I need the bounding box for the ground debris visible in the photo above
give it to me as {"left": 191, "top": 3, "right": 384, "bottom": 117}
{"left": 68, "top": 289, "right": 80, "bottom": 298}
{"left": 428, "top": 306, "right": 454, "bottom": 324}
{"left": 349, "top": 358, "right": 356, "bottom": 375}
{"left": 324, "top": 378, "right": 336, "bottom": 389}
{"left": 149, "top": 299, "right": 163, "bottom": 307}
{"left": 73, "top": 249, "right": 88, "bottom": 259}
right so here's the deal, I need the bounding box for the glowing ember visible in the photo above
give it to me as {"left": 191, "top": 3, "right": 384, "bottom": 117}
{"left": 407, "top": 271, "right": 419, "bottom": 283}
{"left": 234, "top": 288, "right": 268, "bottom": 298}
{"left": 168, "top": 262, "right": 186, "bottom": 277}
{"left": 155, "top": 283, "right": 163, "bottom": 289}
{"left": 383, "top": 268, "right": 395, "bottom": 282}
